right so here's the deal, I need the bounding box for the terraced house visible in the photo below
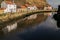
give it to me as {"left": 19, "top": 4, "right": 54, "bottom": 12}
{"left": 1, "top": 0, "right": 17, "bottom": 13}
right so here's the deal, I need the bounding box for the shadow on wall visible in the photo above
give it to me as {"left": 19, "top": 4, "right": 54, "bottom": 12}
{"left": 18, "top": 26, "right": 60, "bottom": 40}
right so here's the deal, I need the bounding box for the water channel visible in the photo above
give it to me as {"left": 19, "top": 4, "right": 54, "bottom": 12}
{"left": 0, "top": 12, "right": 60, "bottom": 40}
{"left": 0, "top": 0, "right": 60, "bottom": 40}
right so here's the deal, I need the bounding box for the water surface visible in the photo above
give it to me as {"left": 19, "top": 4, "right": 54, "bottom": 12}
{"left": 0, "top": 12, "right": 60, "bottom": 40}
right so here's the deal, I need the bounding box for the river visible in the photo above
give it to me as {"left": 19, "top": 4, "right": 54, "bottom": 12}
{"left": 0, "top": 0, "right": 60, "bottom": 40}
{"left": 0, "top": 12, "right": 60, "bottom": 40}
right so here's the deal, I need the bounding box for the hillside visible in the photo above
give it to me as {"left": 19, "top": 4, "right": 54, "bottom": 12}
{"left": 26, "top": 0, "right": 48, "bottom": 7}
{"left": 0, "top": 0, "right": 49, "bottom": 8}
{"left": 15, "top": 0, "right": 49, "bottom": 8}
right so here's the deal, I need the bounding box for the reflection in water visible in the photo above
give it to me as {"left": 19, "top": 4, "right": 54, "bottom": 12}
{"left": 44, "top": 12, "right": 53, "bottom": 16}
{"left": 0, "top": 12, "right": 60, "bottom": 40}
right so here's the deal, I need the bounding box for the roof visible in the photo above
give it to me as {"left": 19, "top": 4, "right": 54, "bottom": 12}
{"left": 6, "top": 1, "right": 14, "bottom": 4}
{"left": 0, "top": 8, "right": 6, "bottom": 10}
{"left": 20, "top": 5, "right": 26, "bottom": 8}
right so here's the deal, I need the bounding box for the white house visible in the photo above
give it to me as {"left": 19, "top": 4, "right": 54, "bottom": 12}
{"left": 44, "top": 6, "right": 52, "bottom": 10}
{"left": 1, "top": 1, "right": 17, "bottom": 13}
{"left": 27, "top": 5, "right": 38, "bottom": 11}
{"left": 1, "top": 1, "right": 7, "bottom": 8}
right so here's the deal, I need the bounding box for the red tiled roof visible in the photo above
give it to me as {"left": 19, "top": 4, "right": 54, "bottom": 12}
{"left": 0, "top": 8, "right": 6, "bottom": 10}
{"left": 5, "top": 1, "right": 14, "bottom": 4}
{"left": 20, "top": 5, "right": 26, "bottom": 8}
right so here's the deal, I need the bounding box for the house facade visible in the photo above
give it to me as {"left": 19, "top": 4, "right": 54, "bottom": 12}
{"left": 44, "top": 5, "right": 52, "bottom": 10}
{"left": 1, "top": 0, "right": 17, "bottom": 13}
{"left": 27, "top": 5, "right": 38, "bottom": 11}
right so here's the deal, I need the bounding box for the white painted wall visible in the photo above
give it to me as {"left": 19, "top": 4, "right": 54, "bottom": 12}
{"left": 27, "top": 6, "right": 37, "bottom": 11}
{"left": 44, "top": 6, "right": 52, "bottom": 10}
{"left": 4, "top": 4, "right": 17, "bottom": 13}
{"left": 1, "top": 1, "right": 7, "bottom": 8}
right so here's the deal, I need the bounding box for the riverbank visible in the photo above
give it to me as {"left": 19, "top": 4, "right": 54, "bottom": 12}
{"left": 0, "top": 10, "right": 54, "bottom": 30}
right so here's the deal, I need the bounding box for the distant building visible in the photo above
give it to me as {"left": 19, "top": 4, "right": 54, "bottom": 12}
{"left": 1, "top": 1, "right": 7, "bottom": 8}
{"left": 44, "top": 5, "right": 52, "bottom": 10}
{"left": 17, "top": 4, "right": 38, "bottom": 13}
{"left": 25, "top": 3, "right": 38, "bottom": 11}
{"left": 1, "top": 0, "right": 17, "bottom": 13}
{"left": 17, "top": 5, "right": 28, "bottom": 13}
{"left": 27, "top": 5, "right": 38, "bottom": 11}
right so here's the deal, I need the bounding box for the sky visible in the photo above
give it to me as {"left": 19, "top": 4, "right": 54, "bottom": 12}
{"left": 47, "top": 0, "right": 60, "bottom": 8}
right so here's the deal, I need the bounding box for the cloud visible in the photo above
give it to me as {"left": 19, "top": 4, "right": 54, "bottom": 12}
{"left": 47, "top": 0, "right": 60, "bottom": 8}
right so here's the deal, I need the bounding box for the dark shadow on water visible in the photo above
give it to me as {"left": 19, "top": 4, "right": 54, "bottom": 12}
{"left": 1, "top": 25, "right": 60, "bottom": 40}
{"left": 1, "top": 13, "right": 60, "bottom": 40}
{"left": 18, "top": 26, "right": 60, "bottom": 40}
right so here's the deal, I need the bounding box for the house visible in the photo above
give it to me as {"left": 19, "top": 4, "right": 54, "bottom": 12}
{"left": 25, "top": 3, "right": 38, "bottom": 11}
{"left": 44, "top": 5, "right": 53, "bottom": 16}
{"left": 17, "top": 5, "right": 28, "bottom": 13}
{"left": 1, "top": 0, "right": 17, "bottom": 13}
{"left": 44, "top": 5, "right": 52, "bottom": 10}
{"left": 15, "top": 3, "right": 38, "bottom": 13}
{"left": 27, "top": 5, "right": 38, "bottom": 11}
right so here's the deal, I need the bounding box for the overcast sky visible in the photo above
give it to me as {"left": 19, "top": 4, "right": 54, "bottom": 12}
{"left": 47, "top": 0, "right": 60, "bottom": 8}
